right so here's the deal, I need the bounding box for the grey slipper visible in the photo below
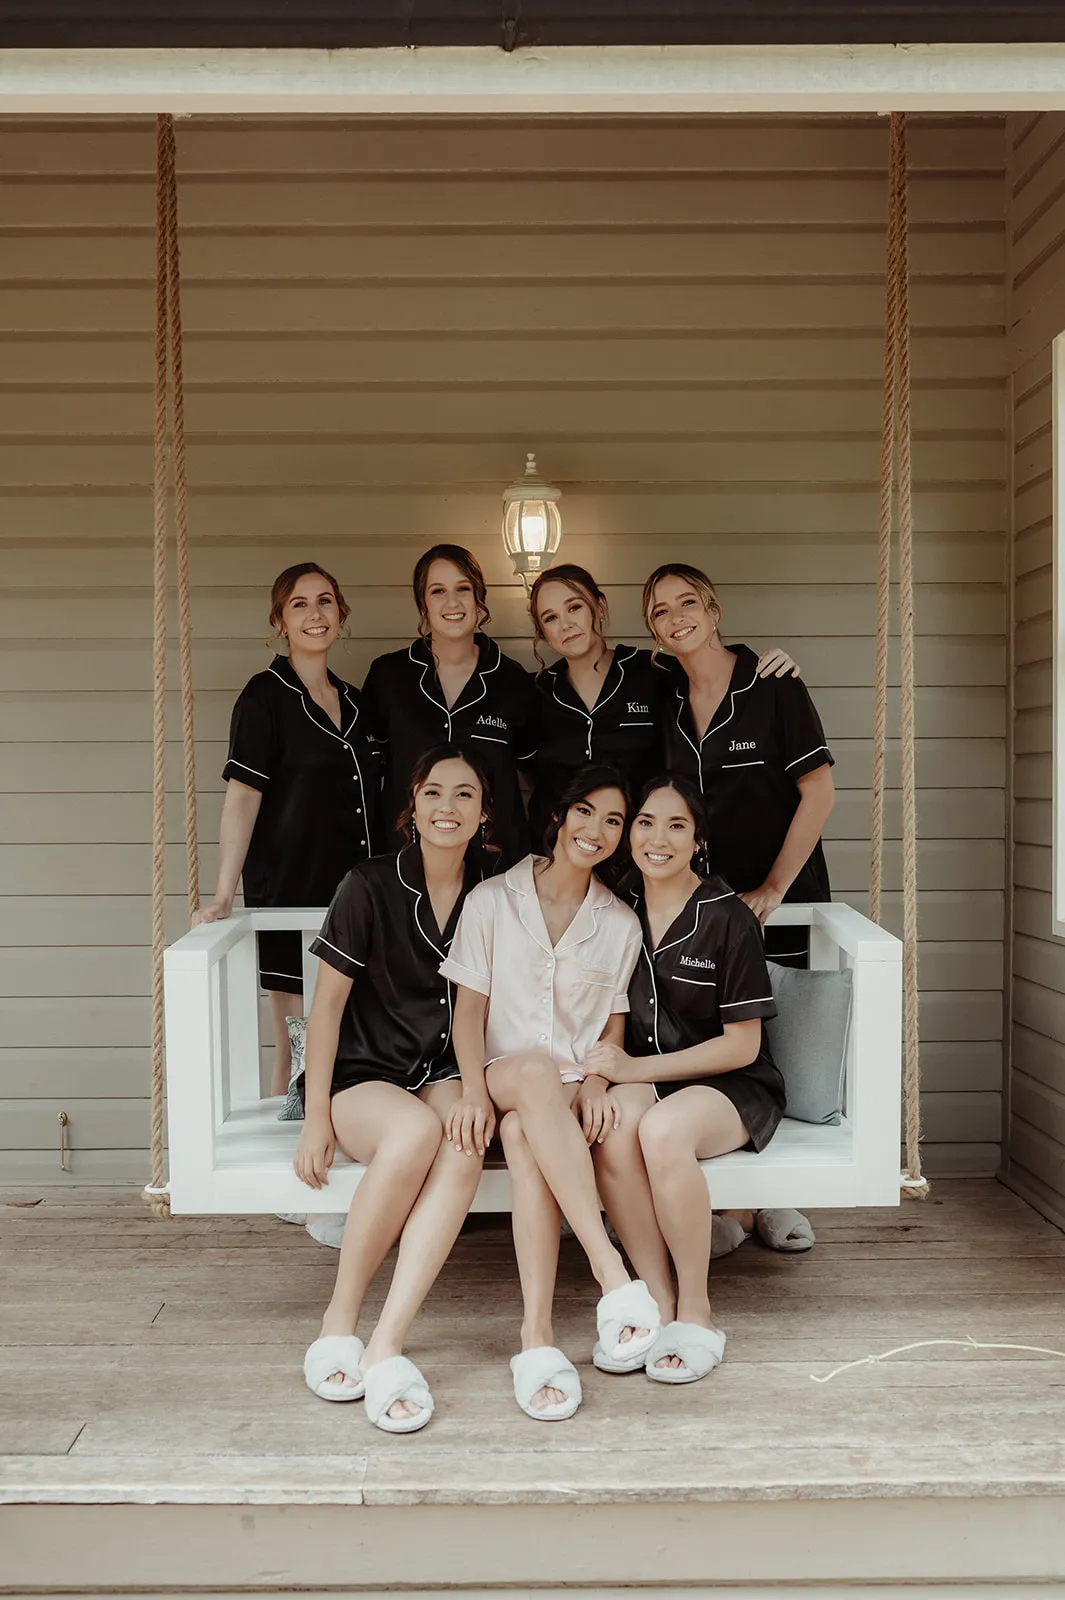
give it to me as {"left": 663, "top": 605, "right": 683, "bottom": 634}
{"left": 755, "top": 1208, "right": 815, "bottom": 1252}
{"left": 711, "top": 1213, "right": 751, "bottom": 1258}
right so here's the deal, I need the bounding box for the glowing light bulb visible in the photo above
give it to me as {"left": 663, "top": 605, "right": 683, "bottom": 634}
{"left": 520, "top": 510, "right": 547, "bottom": 551}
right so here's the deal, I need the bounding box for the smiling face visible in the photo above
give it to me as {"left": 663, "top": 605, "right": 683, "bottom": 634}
{"left": 413, "top": 756, "right": 486, "bottom": 851}
{"left": 647, "top": 573, "right": 720, "bottom": 659}
{"left": 278, "top": 572, "right": 342, "bottom": 655}
{"left": 534, "top": 579, "right": 605, "bottom": 663}
{"left": 630, "top": 785, "right": 700, "bottom": 884}
{"left": 553, "top": 786, "right": 627, "bottom": 872}
{"left": 422, "top": 558, "right": 479, "bottom": 644}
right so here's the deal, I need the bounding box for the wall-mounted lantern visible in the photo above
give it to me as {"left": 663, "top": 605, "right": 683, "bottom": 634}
{"left": 501, "top": 453, "right": 563, "bottom": 581}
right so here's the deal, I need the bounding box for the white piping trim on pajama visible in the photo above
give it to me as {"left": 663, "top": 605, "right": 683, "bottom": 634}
{"left": 314, "top": 935, "right": 365, "bottom": 967}
{"left": 785, "top": 744, "right": 829, "bottom": 770}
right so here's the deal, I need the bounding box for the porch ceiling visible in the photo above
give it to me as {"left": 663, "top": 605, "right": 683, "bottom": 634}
{"left": 3, "top": 1, "right": 1065, "bottom": 49}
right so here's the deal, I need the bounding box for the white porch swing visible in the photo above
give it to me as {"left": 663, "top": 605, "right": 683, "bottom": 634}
{"left": 154, "top": 115, "right": 920, "bottom": 1219}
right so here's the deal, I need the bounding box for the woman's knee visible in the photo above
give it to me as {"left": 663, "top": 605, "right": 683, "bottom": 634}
{"left": 511, "top": 1052, "right": 564, "bottom": 1101}
{"left": 593, "top": 1119, "right": 642, "bottom": 1177}
{"left": 379, "top": 1098, "right": 443, "bottom": 1168}
{"left": 637, "top": 1103, "right": 690, "bottom": 1169}
{"left": 498, "top": 1109, "right": 527, "bottom": 1152}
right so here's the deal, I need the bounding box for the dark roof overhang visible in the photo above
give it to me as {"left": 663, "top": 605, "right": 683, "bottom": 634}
{"left": 2, "top": 2, "right": 1065, "bottom": 50}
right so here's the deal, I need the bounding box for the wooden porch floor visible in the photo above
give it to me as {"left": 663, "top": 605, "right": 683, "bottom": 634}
{"left": 5, "top": 1179, "right": 1065, "bottom": 1590}
{"left": 2, "top": 1177, "right": 1065, "bottom": 1511}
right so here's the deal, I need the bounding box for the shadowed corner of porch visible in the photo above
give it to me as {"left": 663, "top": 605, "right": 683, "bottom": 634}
{"left": 1, "top": 1178, "right": 1064, "bottom": 1519}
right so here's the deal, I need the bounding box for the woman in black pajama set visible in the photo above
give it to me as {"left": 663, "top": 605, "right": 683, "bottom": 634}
{"left": 585, "top": 775, "right": 785, "bottom": 1384}
{"left": 362, "top": 544, "right": 536, "bottom": 866}
{"left": 640, "top": 562, "right": 836, "bottom": 1257}
{"left": 645, "top": 562, "right": 835, "bottom": 968}
{"left": 294, "top": 743, "right": 494, "bottom": 1434}
{"left": 194, "top": 563, "right": 379, "bottom": 1095}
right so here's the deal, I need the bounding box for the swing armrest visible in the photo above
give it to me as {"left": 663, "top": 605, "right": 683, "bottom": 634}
{"left": 766, "top": 900, "right": 900, "bottom": 961}
{"left": 167, "top": 907, "right": 329, "bottom": 970}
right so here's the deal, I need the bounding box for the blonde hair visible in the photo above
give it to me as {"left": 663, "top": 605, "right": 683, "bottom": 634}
{"left": 528, "top": 564, "right": 609, "bottom": 675}
{"left": 641, "top": 562, "right": 722, "bottom": 664}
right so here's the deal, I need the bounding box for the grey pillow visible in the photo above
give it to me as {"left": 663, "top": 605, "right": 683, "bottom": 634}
{"left": 764, "top": 961, "right": 852, "bottom": 1126}
{"left": 277, "top": 1014, "right": 306, "bottom": 1122}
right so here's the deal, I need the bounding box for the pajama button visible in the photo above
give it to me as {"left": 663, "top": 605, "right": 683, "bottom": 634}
{"left": 439, "top": 997, "right": 447, "bottom": 1004}
{"left": 647, "top": 1034, "right": 653, "bottom": 1042}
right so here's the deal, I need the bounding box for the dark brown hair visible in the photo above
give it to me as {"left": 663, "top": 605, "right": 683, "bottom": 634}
{"left": 528, "top": 563, "right": 609, "bottom": 674}
{"left": 541, "top": 763, "right": 630, "bottom": 873}
{"left": 268, "top": 563, "right": 350, "bottom": 637}
{"left": 412, "top": 545, "right": 491, "bottom": 642}
{"left": 631, "top": 773, "right": 709, "bottom": 861}
{"left": 395, "top": 741, "right": 499, "bottom": 856}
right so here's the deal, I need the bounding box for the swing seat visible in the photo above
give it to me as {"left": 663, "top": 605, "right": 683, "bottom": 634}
{"left": 164, "top": 903, "right": 902, "bottom": 1215}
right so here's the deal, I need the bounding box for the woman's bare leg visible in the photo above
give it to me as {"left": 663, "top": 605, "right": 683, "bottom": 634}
{"left": 591, "top": 1084, "right": 676, "bottom": 1324}
{"left": 363, "top": 1080, "right": 484, "bottom": 1380}
{"left": 720, "top": 1208, "right": 756, "bottom": 1233}
{"left": 486, "top": 1054, "right": 628, "bottom": 1294}
{"left": 317, "top": 1082, "right": 442, "bottom": 1387}
{"left": 268, "top": 989, "right": 303, "bottom": 1097}
{"left": 498, "top": 1110, "right": 568, "bottom": 1412}
{"left": 637, "top": 1087, "right": 748, "bottom": 1369}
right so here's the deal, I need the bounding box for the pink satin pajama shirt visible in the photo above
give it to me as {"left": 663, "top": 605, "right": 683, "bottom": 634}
{"left": 439, "top": 854, "right": 643, "bottom": 1081}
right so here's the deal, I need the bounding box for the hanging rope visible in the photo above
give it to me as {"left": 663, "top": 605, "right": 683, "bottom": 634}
{"left": 868, "top": 136, "right": 900, "bottom": 929}
{"left": 145, "top": 114, "right": 198, "bottom": 1218}
{"left": 870, "top": 113, "right": 924, "bottom": 1197}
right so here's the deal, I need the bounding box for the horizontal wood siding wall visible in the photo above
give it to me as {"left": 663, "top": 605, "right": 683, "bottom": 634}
{"left": 0, "top": 114, "right": 1006, "bottom": 1182}
{"left": 1006, "top": 113, "right": 1065, "bottom": 1223}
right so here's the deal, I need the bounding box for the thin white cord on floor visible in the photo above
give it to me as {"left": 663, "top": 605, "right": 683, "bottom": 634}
{"left": 811, "top": 1333, "right": 1065, "bottom": 1384}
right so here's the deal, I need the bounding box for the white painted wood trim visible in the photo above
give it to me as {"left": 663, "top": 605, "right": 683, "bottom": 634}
{"left": 4, "top": 43, "right": 1065, "bottom": 114}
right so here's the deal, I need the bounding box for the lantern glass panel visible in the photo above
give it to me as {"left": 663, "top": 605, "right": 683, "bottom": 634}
{"left": 503, "top": 499, "right": 562, "bottom": 572}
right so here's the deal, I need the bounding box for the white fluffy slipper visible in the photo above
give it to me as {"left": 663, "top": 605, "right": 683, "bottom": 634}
{"left": 363, "top": 1355, "right": 434, "bottom": 1434}
{"left": 645, "top": 1322, "right": 726, "bottom": 1384}
{"left": 593, "top": 1333, "right": 652, "bottom": 1374}
{"left": 510, "top": 1346, "right": 582, "bottom": 1421}
{"left": 303, "top": 1334, "right": 366, "bottom": 1401}
{"left": 755, "top": 1208, "right": 815, "bottom": 1252}
{"left": 595, "top": 1279, "right": 661, "bottom": 1367}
